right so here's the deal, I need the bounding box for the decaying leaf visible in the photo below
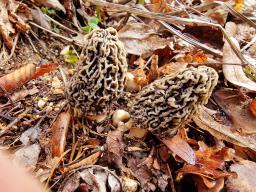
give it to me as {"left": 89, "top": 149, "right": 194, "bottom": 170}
{"left": 193, "top": 106, "right": 256, "bottom": 151}
{"left": 106, "top": 128, "right": 124, "bottom": 168}
{"left": 32, "top": 63, "right": 59, "bottom": 79}
{"left": 34, "top": 0, "right": 66, "bottom": 13}
{"left": 227, "top": 160, "right": 256, "bottom": 192}
{"left": 10, "top": 87, "right": 39, "bottom": 102}
{"left": 118, "top": 23, "right": 172, "bottom": 57}
{"left": 51, "top": 111, "right": 71, "bottom": 157}
{"left": 214, "top": 88, "right": 256, "bottom": 135}
{"left": 0, "top": 1, "right": 15, "bottom": 49}
{"left": 0, "top": 64, "right": 36, "bottom": 95}
{"left": 249, "top": 99, "right": 256, "bottom": 118}
{"left": 223, "top": 22, "right": 256, "bottom": 91}
{"left": 59, "top": 166, "right": 121, "bottom": 192}
{"left": 162, "top": 134, "right": 196, "bottom": 165}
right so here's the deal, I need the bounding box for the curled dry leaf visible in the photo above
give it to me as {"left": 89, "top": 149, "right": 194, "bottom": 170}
{"left": 162, "top": 134, "right": 196, "bottom": 165}
{"left": 249, "top": 99, "right": 256, "bottom": 118}
{"left": 0, "top": 0, "right": 15, "bottom": 49}
{"left": 214, "top": 88, "right": 256, "bottom": 135}
{"left": 32, "top": 63, "right": 59, "bottom": 79}
{"left": 118, "top": 23, "right": 172, "bottom": 57}
{"left": 193, "top": 106, "right": 256, "bottom": 151}
{"left": 0, "top": 64, "right": 36, "bottom": 96}
{"left": 51, "top": 111, "right": 71, "bottom": 157}
{"left": 223, "top": 22, "right": 256, "bottom": 91}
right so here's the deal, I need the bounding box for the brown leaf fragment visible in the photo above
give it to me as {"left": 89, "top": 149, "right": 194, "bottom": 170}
{"left": 147, "top": 54, "right": 159, "bottom": 83}
{"left": 51, "top": 111, "right": 71, "bottom": 157}
{"left": 0, "top": 64, "right": 36, "bottom": 96}
{"left": 10, "top": 87, "right": 39, "bottom": 102}
{"left": 193, "top": 106, "right": 256, "bottom": 151}
{"left": 106, "top": 128, "right": 124, "bottom": 168}
{"left": 162, "top": 134, "right": 196, "bottom": 165}
{"left": 177, "top": 165, "right": 235, "bottom": 181}
{"left": 32, "top": 63, "right": 59, "bottom": 79}
{"left": 63, "top": 152, "right": 101, "bottom": 173}
{"left": 223, "top": 22, "right": 256, "bottom": 91}
{"left": 248, "top": 99, "right": 256, "bottom": 118}
{"left": 0, "top": 1, "right": 15, "bottom": 49}
{"left": 158, "top": 62, "right": 187, "bottom": 76}
{"left": 34, "top": 0, "right": 66, "bottom": 13}
{"left": 214, "top": 88, "right": 256, "bottom": 135}
{"left": 194, "top": 176, "right": 224, "bottom": 192}
{"left": 227, "top": 160, "right": 256, "bottom": 192}
{"left": 118, "top": 23, "right": 172, "bottom": 57}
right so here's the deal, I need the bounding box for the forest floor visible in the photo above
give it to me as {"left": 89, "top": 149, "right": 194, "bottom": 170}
{"left": 1, "top": 0, "right": 256, "bottom": 191}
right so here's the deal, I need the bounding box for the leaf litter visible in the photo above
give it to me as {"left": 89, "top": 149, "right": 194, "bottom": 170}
{"left": 0, "top": 0, "right": 256, "bottom": 192}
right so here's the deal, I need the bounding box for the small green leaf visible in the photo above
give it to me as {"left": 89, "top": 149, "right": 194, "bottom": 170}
{"left": 81, "top": 26, "right": 93, "bottom": 33}
{"left": 64, "top": 50, "right": 79, "bottom": 64}
{"left": 88, "top": 22, "right": 99, "bottom": 29}
{"left": 89, "top": 17, "right": 99, "bottom": 25}
{"left": 138, "top": 0, "right": 145, "bottom": 4}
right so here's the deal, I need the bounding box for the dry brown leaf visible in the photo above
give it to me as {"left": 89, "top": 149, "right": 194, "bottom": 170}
{"left": 10, "top": 87, "right": 39, "bottom": 102}
{"left": 158, "top": 62, "right": 187, "bottom": 76}
{"left": 118, "top": 23, "right": 172, "bottom": 57}
{"left": 106, "top": 128, "right": 124, "bottom": 168}
{"left": 248, "top": 98, "right": 256, "bottom": 118}
{"left": 227, "top": 160, "right": 256, "bottom": 192}
{"left": 145, "top": 0, "right": 173, "bottom": 13}
{"left": 194, "top": 176, "right": 225, "bottom": 192}
{"left": 63, "top": 152, "right": 101, "bottom": 173}
{"left": 147, "top": 55, "right": 159, "bottom": 83}
{"left": 0, "top": 1, "right": 15, "bottom": 49}
{"left": 177, "top": 165, "right": 235, "bottom": 181}
{"left": 51, "top": 111, "right": 71, "bottom": 157}
{"left": 132, "top": 57, "right": 148, "bottom": 87}
{"left": 0, "top": 64, "right": 36, "bottom": 96}
{"left": 214, "top": 88, "right": 256, "bottom": 135}
{"left": 162, "top": 134, "right": 196, "bottom": 165}
{"left": 223, "top": 22, "right": 256, "bottom": 91}
{"left": 193, "top": 106, "right": 256, "bottom": 151}
{"left": 34, "top": 0, "right": 66, "bottom": 13}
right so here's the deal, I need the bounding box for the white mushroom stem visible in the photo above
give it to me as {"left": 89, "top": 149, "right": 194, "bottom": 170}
{"left": 112, "top": 109, "right": 130, "bottom": 127}
{"left": 125, "top": 72, "right": 141, "bottom": 92}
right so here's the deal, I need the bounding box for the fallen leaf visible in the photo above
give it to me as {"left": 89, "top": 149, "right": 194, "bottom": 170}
{"left": 177, "top": 165, "right": 235, "bottom": 181}
{"left": 193, "top": 106, "right": 256, "bottom": 151}
{"left": 32, "top": 63, "right": 59, "bottom": 79}
{"left": 214, "top": 88, "right": 256, "bottom": 135}
{"left": 0, "top": 1, "right": 15, "bottom": 49}
{"left": 158, "top": 62, "right": 187, "bottom": 76}
{"left": 106, "top": 128, "right": 124, "bottom": 168}
{"left": 0, "top": 64, "right": 36, "bottom": 96}
{"left": 118, "top": 23, "right": 172, "bottom": 57}
{"left": 31, "top": 8, "right": 52, "bottom": 31}
{"left": 194, "top": 176, "right": 224, "bottom": 192}
{"left": 162, "top": 134, "right": 196, "bottom": 165}
{"left": 63, "top": 152, "right": 101, "bottom": 173}
{"left": 10, "top": 87, "right": 39, "bottom": 101}
{"left": 248, "top": 99, "right": 256, "bottom": 118}
{"left": 51, "top": 111, "right": 71, "bottom": 157}
{"left": 227, "top": 160, "right": 256, "bottom": 192}
{"left": 223, "top": 22, "right": 256, "bottom": 91}
{"left": 34, "top": 0, "right": 66, "bottom": 13}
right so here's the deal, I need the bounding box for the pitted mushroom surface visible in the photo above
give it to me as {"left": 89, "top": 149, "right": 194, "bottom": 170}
{"left": 130, "top": 66, "right": 218, "bottom": 138}
{"left": 67, "top": 28, "right": 128, "bottom": 116}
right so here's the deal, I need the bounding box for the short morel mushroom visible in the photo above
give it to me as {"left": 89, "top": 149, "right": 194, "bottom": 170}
{"left": 130, "top": 66, "right": 218, "bottom": 139}
{"left": 67, "top": 28, "right": 128, "bottom": 116}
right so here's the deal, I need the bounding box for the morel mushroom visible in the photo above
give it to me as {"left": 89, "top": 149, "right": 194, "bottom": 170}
{"left": 67, "top": 28, "right": 128, "bottom": 116}
{"left": 130, "top": 66, "right": 218, "bottom": 139}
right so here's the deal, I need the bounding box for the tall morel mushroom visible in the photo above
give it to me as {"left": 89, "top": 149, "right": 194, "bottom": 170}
{"left": 67, "top": 28, "right": 128, "bottom": 116}
{"left": 130, "top": 66, "right": 218, "bottom": 139}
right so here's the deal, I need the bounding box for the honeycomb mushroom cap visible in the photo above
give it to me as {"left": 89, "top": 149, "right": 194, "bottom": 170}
{"left": 130, "top": 66, "right": 218, "bottom": 138}
{"left": 67, "top": 28, "right": 128, "bottom": 115}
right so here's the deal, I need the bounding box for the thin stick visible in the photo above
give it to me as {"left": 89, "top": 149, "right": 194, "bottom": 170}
{"left": 29, "top": 22, "right": 83, "bottom": 46}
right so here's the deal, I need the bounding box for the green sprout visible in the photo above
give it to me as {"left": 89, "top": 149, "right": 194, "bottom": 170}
{"left": 41, "top": 7, "right": 56, "bottom": 15}
{"left": 64, "top": 49, "right": 79, "bottom": 64}
{"left": 81, "top": 16, "right": 100, "bottom": 33}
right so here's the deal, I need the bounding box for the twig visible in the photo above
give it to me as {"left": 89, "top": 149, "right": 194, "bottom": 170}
{"left": 25, "top": 33, "right": 38, "bottom": 53}
{"left": 188, "top": 62, "right": 248, "bottom": 66}
{"left": 44, "top": 14, "right": 79, "bottom": 34}
{"left": 29, "top": 22, "right": 83, "bottom": 46}
{"left": 241, "top": 36, "right": 256, "bottom": 52}
{"left": 85, "top": 0, "right": 249, "bottom": 65}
